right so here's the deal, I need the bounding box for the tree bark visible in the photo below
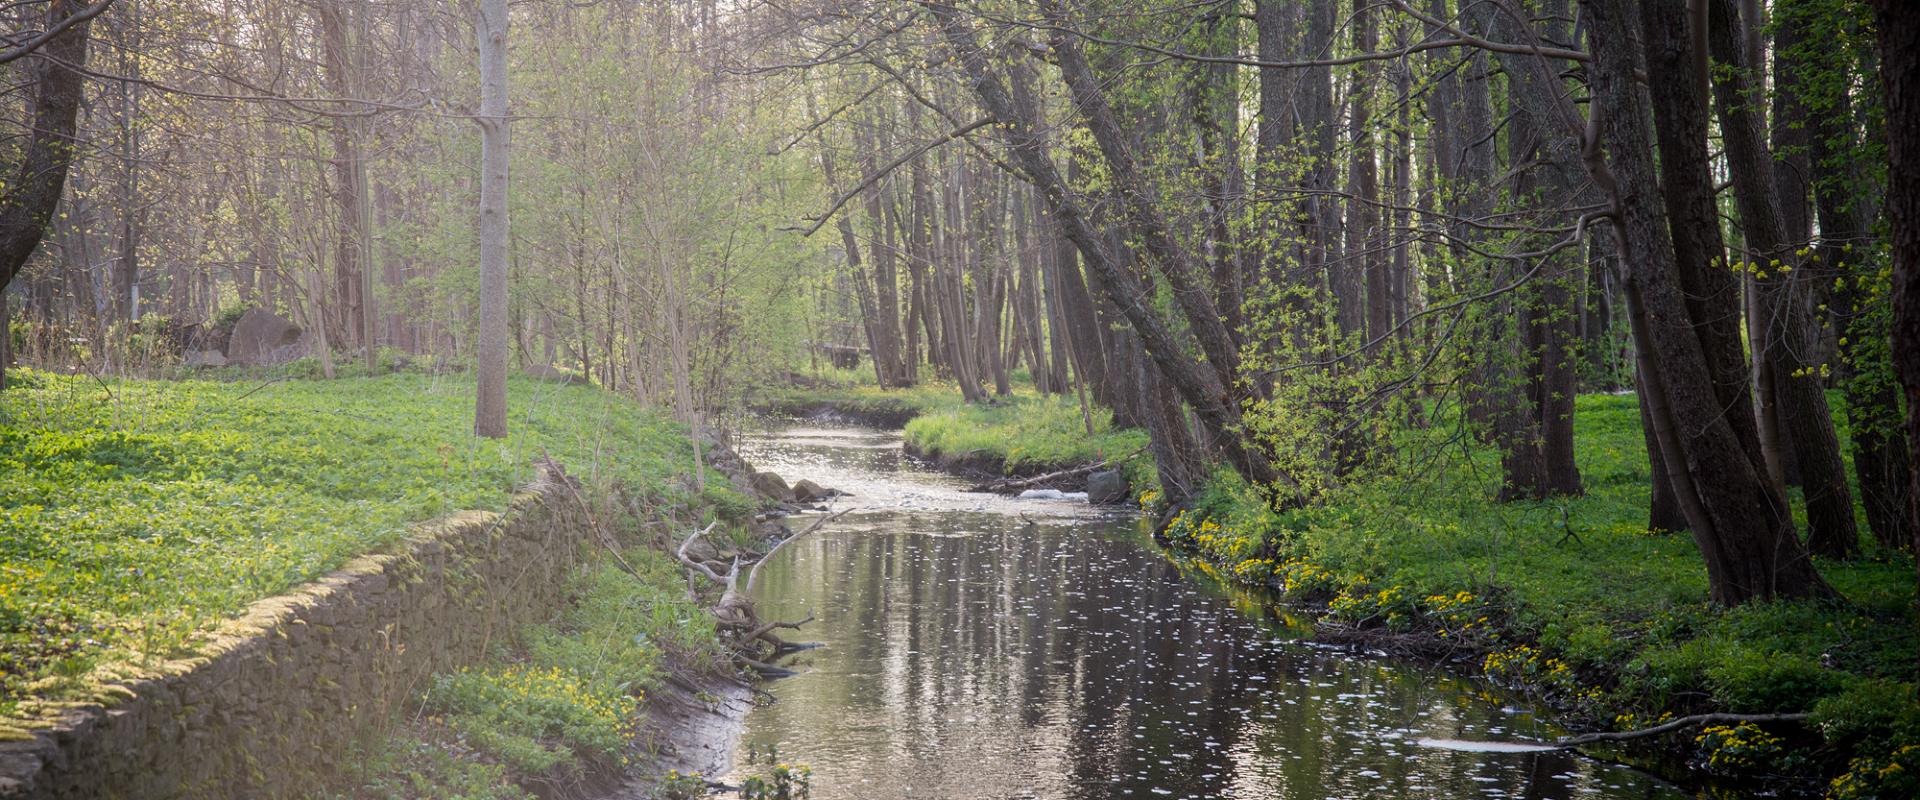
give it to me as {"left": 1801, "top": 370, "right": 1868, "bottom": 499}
{"left": 1582, "top": 0, "right": 1833, "bottom": 604}
{"left": 473, "top": 0, "right": 510, "bottom": 438}
{"left": 1868, "top": 0, "right": 1920, "bottom": 578}
{"left": 0, "top": 0, "right": 100, "bottom": 295}
{"left": 1707, "top": 0, "right": 1859, "bottom": 558}
{"left": 1348, "top": 0, "right": 1383, "bottom": 342}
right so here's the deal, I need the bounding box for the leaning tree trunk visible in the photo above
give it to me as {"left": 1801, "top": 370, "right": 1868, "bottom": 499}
{"left": 472, "top": 0, "right": 510, "bottom": 438}
{"left": 926, "top": 1, "right": 1294, "bottom": 497}
{"left": 1707, "top": 0, "right": 1859, "bottom": 558}
{"left": 1639, "top": 0, "right": 1764, "bottom": 516}
{"left": 1868, "top": 0, "right": 1920, "bottom": 582}
{"left": 0, "top": 0, "right": 100, "bottom": 296}
{"left": 1582, "top": 0, "right": 1833, "bottom": 605}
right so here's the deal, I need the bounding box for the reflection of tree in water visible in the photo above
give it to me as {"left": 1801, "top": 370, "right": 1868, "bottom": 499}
{"left": 740, "top": 516, "right": 1681, "bottom": 800}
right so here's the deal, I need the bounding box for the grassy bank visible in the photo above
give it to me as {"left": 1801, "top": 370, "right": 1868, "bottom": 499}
{"left": 756, "top": 380, "right": 1151, "bottom": 482}
{"left": 0, "top": 369, "right": 734, "bottom": 719}
{"left": 1161, "top": 393, "right": 1917, "bottom": 797}
{"left": 320, "top": 543, "right": 729, "bottom": 799}
{"left": 2, "top": 368, "right": 755, "bottom": 796}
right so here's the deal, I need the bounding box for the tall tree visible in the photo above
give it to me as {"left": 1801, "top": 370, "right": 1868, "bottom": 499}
{"left": 1580, "top": 0, "right": 1832, "bottom": 604}
{"left": 473, "top": 0, "right": 509, "bottom": 438}
{"left": 1868, "top": 0, "right": 1920, "bottom": 578}
{"left": 924, "top": 1, "right": 1291, "bottom": 499}
{"left": 0, "top": 0, "right": 107, "bottom": 294}
{"left": 1707, "top": 0, "right": 1859, "bottom": 558}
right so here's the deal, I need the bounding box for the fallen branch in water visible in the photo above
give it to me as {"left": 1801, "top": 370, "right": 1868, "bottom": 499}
{"left": 673, "top": 508, "right": 852, "bottom": 675}
{"left": 1552, "top": 712, "right": 1812, "bottom": 749}
{"left": 967, "top": 448, "right": 1143, "bottom": 494}
{"left": 746, "top": 509, "right": 851, "bottom": 593}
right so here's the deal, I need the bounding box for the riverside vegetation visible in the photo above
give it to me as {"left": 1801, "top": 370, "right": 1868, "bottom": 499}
{"left": 773, "top": 374, "right": 1917, "bottom": 799}
{"left": 0, "top": 369, "right": 757, "bottom": 796}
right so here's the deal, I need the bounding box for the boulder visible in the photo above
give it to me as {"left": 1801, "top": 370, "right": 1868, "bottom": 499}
{"left": 224, "top": 309, "right": 305, "bottom": 366}
{"left": 1086, "top": 469, "right": 1130, "bottom": 505}
{"left": 791, "top": 479, "right": 837, "bottom": 503}
{"left": 749, "top": 471, "right": 794, "bottom": 502}
{"left": 183, "top": 350, "right": 228, "bottom": 368}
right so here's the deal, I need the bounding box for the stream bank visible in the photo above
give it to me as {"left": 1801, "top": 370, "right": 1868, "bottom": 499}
{"left": 722, "top": 419, "right": 1689, "bottom": 800}
{"left": 744, "top": 394, "right": 1917, "bottom": 799}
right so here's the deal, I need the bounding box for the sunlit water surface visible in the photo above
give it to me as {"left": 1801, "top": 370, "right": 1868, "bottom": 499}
{"left": 725, "top": 425, "right": 1684, "bottom": 800}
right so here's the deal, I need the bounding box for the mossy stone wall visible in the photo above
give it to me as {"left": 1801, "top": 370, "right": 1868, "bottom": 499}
{"left": 0, "top": 466, "right": 591, "bottom": 799}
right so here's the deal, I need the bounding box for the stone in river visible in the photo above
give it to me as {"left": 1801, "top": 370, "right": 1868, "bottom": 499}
{"left": 750, "top": 470, "right": 794, "bottom": 502}
{"left": 1086, "top": 469, "right": 1130, "bottom": 505}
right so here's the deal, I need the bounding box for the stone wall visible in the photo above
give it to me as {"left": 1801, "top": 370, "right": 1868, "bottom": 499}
{"left": 0, "top": 463, "right": 593, "bottom": 799}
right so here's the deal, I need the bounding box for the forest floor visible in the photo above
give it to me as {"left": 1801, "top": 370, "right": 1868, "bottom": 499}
{"left": 769, "top": 376, "right": 1919, "bottom": 798}
{"left": 0, "top": 368, "right": 751, "bottom": 797}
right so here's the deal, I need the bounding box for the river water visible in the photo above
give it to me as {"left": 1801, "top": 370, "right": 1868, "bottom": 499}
{"left": 726, "top": 424, "right": 1684, "bottom": 800}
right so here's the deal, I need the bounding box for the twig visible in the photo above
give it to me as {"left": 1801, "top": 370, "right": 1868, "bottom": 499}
{"left": 1552, "top": 712, "right": 1811, "bottom": 749}
{"left": 967, "top": 447, "right": 1143, "bottom": 494}
{"left": 746, "top": 509, "right": 852, "bottom": 593}
{"left": 674, "top": 521, "right": 727, "bottom": 583}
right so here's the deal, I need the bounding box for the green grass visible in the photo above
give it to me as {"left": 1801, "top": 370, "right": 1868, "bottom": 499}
{"left": 758, "top": 378, "right": 1151, "bottom": 480}
{"left": 322, "top": 542, "right": 725, "bottom": 796}
{"left": 0, "top": 369, "right": 710, "bottom": 719}
{"left": 903, "top": 395, "right": 1149, "bottom": 475}
{"left": 1164, "top": 392, "right": 1918, "bottom": 793}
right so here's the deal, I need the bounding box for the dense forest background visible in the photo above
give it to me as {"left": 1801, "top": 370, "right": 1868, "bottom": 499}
{"left": 1, "top": 0, "right": 1916, "bottom": 605}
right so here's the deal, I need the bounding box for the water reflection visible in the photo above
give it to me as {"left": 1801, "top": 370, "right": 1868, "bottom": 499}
{"left": 730, "top": 425, "right": 1683, "bottom": 800}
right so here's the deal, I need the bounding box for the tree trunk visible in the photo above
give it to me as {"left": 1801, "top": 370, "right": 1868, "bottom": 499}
{"left": 1637, "top": 359, "right": 1690, "bottom": 532}
{"left": 473, "top": 0, "right": 510, "bottom": 438}
{"left": 1582, "top": 0, "right": 1832, "bottom": 604}
{"left": 1012, "top": 185, "right": 1052, "bottom": 394}
{"left": 1868, "top": 0, "right": 1920, "bottom": 578}
{"left": 857, "top": 123, "right": 906, "bottom": 386}
{"left": 1482, "top": 0, "right": 1585, "bottom": 500}
{"left": 927, "top": 2, "right": 1293, "bottom": 496}
{"left": 1348, "top": 0, "right": 1383, "bottom": 342}
{"left": 1253, "top": 0, "right": 1296, "bottom": 292}
{"left": 0, "top": 0, "right": 98, "bottom": 294}
{"left": 1042, "top": 4, "right": 1251, "bottom": 413}
{"left": 1778, "top": 0, "right": 1916, "bottom": 555}
{"left": 1708, "top": 0, "right": 1859, "bottom": 559}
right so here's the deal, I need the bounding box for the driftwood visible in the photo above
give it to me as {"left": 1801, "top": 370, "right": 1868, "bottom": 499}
{"left": 1549, "top": 712, "right": 1812, "bottom": 749}
{"left": 673, "top": 509, "right": 851, "bottom": 674}
{"left": 966, "top": 448, "right": 1141, "bottom": 494}
{"left": 1421, "top": 711, "right": 1813, "bottom": 755}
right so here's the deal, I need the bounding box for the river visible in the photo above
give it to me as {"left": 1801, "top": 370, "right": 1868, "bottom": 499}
{"left": 723, "top": 423, "right": 1685, "bottom": 800}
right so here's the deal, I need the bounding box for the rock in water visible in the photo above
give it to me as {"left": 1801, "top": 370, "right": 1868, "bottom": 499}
{"left": 792, "top": 479, "right": 837, "bottom": 503}
{"left": 750, "top": 470, "right": 794, "bottom": 502}
{"left": 224, "top": 308, "right": 305, "bottom": 365}
{"left": 1086, "top": 469, "right": 1130, "bottom": 505}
